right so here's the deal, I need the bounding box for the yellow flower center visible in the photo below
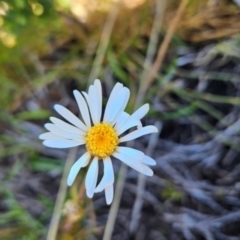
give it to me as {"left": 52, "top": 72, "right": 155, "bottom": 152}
{"left": 85, "top": 123, "right": 119, "bottom": 159}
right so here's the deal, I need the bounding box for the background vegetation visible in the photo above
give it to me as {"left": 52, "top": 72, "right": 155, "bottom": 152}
{"left": 1, "top": 0, "right": 240, "bottom": 239}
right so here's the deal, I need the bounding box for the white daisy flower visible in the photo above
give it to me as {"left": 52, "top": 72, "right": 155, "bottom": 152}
{"left": 39, "top": 79, "right": 158, "bottom": 205}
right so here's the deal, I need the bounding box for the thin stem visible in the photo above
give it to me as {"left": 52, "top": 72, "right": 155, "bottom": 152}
{"left": 135, "top": 0, "right": 167, "bottom": 108}
{"left": 102, "top": 0, "right": 167, "bottom": 239}
{"left": 102, "top": 163, "right": 128, "bottom": 240}
{"left": 136, "top": 0, "right": 189, "bottom": 107}
{"left": 129, "top": 121, "right": 162, "bottom": 235}
{"left": 88, "top": 2, "right": 120, "bottom": 85}
{"left": 46, "top": 147, "right": 77, "bottom": 240}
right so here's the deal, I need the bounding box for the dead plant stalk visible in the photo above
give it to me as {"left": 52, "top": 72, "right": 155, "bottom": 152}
{"left": 136, "top": 0, "right": 189, "bottom": 107}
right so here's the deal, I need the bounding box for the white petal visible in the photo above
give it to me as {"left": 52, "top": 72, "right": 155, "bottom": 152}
{"left": 115, "top": 105, "right": 148, "bottom": 135}
{"left": 110, "top": 88, "right": 130, "bottom": 125}
{"left": 81, "top": 92, "right": 91, "bottom": 122}
{"left": 131, "top": 104, "right": 149, "bottom": 120}
{"left": 105, "top": 184, "right": 114, "bottom": 205}
{"left": 95, "top": 157, "right": 114, "bottom": 193}
{"left": 142, "top": 155, "right": 156, "bottom": 166}
{"left": 50, "top": 117, "right": 85, "bottom": 135}
{"left": 67, "top": 152, "right": 91, "bottom": 186}
{"left": 82, "top": 91, "right": 89, "bottom": 103}
{"left": 119, "top": 126, "right": 158, "bottom": 143}
{"left": 117, "top": 146, "right": 144, "bottom": 161}
{"left": 88, "top": 85, "right": 100, "bottom": 124}
{"left": 43, "top": 139, "right": 84, "bottom": 148}
{"left": 114, "top": 112, "right": 129, "bottom": 130}
{"left": 113, "top": 151, "right": 153, "bottom": 176}
{"left": 104, "top": 87, "right": 129, "bottom": 123}
{"left": 44, "top": 123, "right": 85, "bottom": 141}
{"left": 39, "top": 132, "right": 65, "bottom": 140}
{"left": 117, "top": 118, "right": 142, "bottom": 135}
{"left": 73, "top": 90, "right": 91, "bottom": 128}
{"left": 54, "top": 105, "right": 87, "bottom": 131}
{"left": 94, "top": 79, "right": 102, "bottom": 121}
{"left": 85, "top": 157, "right": 99, "bottom": 198}
{"left": 82, "top": 158, "right": 89, "bottom": 167}
{"left": 103, "top": 82, "right": 123, "bottom": 121}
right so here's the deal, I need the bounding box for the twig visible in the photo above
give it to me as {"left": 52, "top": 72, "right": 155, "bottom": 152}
{"left": 46, "top": 147, "right": 78, "bottom": 240}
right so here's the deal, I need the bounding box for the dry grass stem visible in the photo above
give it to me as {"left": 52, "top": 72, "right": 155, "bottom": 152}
{"left": 102, "top": 163, "right": 128, "bottom": 240}
{"left": 136, "top": 0, "right": 189, "bottom": 107}
{"left": 129, "top": 121, "right": 162, "bottom": 235}
{"left": 87, "top": 2, "right": 120, "bottom": 85}
{"left": 102, "top": 0, "right": 166, "bottom": 239}
{"left": 46, "top": 147, "right": 78, "bottom": 240}
{"left": 135, "top": 0, "right": 167, "bottom": 108}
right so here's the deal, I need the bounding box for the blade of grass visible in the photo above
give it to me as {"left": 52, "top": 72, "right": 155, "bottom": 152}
{"left": 174, "top": 88, "right": 240, "bottom": 105}
{"left": 177, "top": 69, "right": 240, "bottom": 83}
